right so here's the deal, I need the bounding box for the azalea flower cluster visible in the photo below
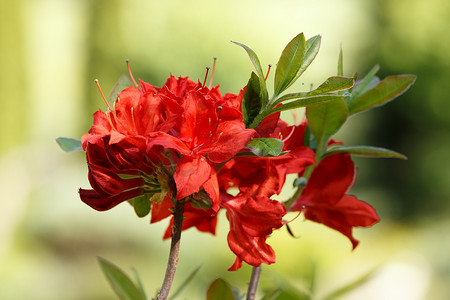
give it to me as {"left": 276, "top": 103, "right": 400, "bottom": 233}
{"left": 80, "top": 71, "right": 379, "bottom": 271}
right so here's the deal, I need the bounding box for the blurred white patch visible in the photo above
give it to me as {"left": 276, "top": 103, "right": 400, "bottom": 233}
{"left": 345, "top": 252, "right": 431, "bottom": 300}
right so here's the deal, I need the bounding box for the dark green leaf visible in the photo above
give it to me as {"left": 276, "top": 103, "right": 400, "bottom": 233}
{"left": 246, "top": 138, "right": 284, "bottom": 157}
{"left": 98, "top": 257, "right": 146, "bottom": 300}
{"left": 168, "top": 266, "right": 201, "bottom": 300}
{"left": 274, "top": 33, "right": 306, "bottom": 96}
{"left": 306, "top": 99, "right": 348, "bottom": 155}
{"left": 56, "top": 137, "right": 82, "bottom": 152}
{"left": 292, "top": 35, "right": 321, "bottom": 86}
{"left": 243, "top": 72, "right": 264, "bottom": 127}
{"left": 322, "top": 268, "right": 377, "bottom": 300}
{"left": 206, "top": 278, "right": 236, "bottom": 300}
{"left": 129, "top": 195, "right": 151, "bottom": 218}
{"left": 348, "top": 74, "right": 416, "bottom": 115}
{"left": 107, "top": 73, "right": 134, "bottom": 107}
{"left": 324, "top": 145, "right": 407, "bottom": 159}
{"left": 270, "top": 95, "right": 344, "bottom": 115}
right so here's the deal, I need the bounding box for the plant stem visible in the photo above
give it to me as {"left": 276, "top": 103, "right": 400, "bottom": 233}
{"left": 246, "top": 265, "right": 262, "bottom": 300}
{"left": 156, "top": 199, "right": 185, "bottom": 300}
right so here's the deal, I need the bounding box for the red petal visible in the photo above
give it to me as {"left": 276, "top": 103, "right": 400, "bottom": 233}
{"left": 174, "top": 156, "right": 212, "bottom": 200}
{"left": 303, "top": 195, "right": 379, "bottom": 249}
{"left": 291, "top": 154, "right": 354, "bottom": 210}
{"left": 79, "top": 187, "right": 142, "bottom": 211}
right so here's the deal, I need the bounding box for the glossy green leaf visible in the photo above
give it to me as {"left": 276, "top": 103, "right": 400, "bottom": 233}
{"left": 324, "top": 145, "right": 407, "bottom": 159}
{"left": 322, "top": 268, "right": 377, "bottom": 300}
{"left": 107, "top": 73, "right": 134, "bottom": 107}
{"left": 246, "top": 138, "right": 284, "bottom": 157}
{"left": 272, "top": 76, "right": 353, "bottom": 105}
{"left": 243, "top": 72, "right": 264, "bottom": 127}
{"left": 206, "top": 278, "right": 236, "bottom": 300}
{"left": 168, "top": 266, "right": 201, "bottom": 300}
{"left": 348, "top": 74, "right": 416, "bottom": 114}
{"left": 98, "top": 257, "right": 146, "bottom": 300}
{"left": 270, "top": 95, "right": 344, "bottom": 114}
{"left": 129, "top": 195, "right": 151, "bottom": 218}
{"left": 291, "top": 35, "right": 321, "bottom": 87}
{"left": 306, "top": 99, "right": 348, "bottom": 155}
{"left": 56, "top": 137, "right": 82, "bottom": 152}
{"left": 274, "top": 33, "right": 305, "bottom": 96}
{"left": 308, "top": 76, "right": 353, "bottom": 96}
{"left": 348, "top": 64, "right": 380, "bottom": 104}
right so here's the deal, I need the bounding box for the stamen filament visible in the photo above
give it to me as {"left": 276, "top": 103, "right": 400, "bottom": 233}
{"left": 203, "top": 66, "right": 210, "bottom": 86}
{"left": 126, "top": 59, "right": 140, "bottom": 90}
{"left": 265, "top": 64, "right": 272, "bottom": 81}
{"left": 208, "top": 57, "right": 217, "bottom": 89}
{"left": 282, "top": 125, "right": 296, "bottom": 143}
{"left": 94, "top": 79, "right": 112, "bottom": 111}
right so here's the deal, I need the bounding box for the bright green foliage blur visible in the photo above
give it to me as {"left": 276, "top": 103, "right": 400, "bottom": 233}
{"left": 1, "top": 0, "right": 449, "bottom": 299}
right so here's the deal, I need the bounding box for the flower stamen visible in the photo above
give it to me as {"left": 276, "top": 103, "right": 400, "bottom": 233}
{"left": 265, "top": 64, "right": 272, "bottom": 81}
{"left": 203, "top": 66, "right": 210, "bottom": 87}
{"left": 208, "top": 57, "right": 217, "bottom": 89}
{"left": 126, "top": 59, "right": 140, "bottom": 90}
{"left": 94, "top": 79, "right": 113, "bottom": 112}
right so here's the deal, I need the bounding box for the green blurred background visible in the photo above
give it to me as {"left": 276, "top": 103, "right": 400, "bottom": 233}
{"left": 1, "top": 0, "right": 449, "bottom": 299}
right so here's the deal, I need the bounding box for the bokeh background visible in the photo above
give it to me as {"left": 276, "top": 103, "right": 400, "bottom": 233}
{"left": 1, "top": 0, "right": 449, "bottom": 299}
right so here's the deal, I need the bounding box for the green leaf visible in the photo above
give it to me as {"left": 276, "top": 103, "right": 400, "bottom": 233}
{"left": 107, "top": 73, "right": 134, "bottom": 107}
{"left": 308, "top": 76, "right": 354, "bottom": 96}
{"left": 232, "top": 41, "right": 269, "bottom": 105}
{"left": 246, "top": 138, "right": 284, "bottom": 157}
{"left": 243, "top": 72, "right": 264, "bottom": 127}
{"left": 348, "top": 64, "right": 380, "bottom": 105}
{"left": 348, "top": 74, "right": 416, "bottom": 115}
{"left": 132, "top": 268, "right": 147, "bottom": 300}
{"left": 324, "top": 145, "right": 407, "bottom": 159}
{"left": 292, "top": 35, "right": 321, "bottom": 87}
{"left": 272, "top": 77, "right": 353, "bottom": 105}
{"left": 206, "top": 278, "right": 236, "bottom": 300}
{"left": 274, "top": 33, "right": 306, "bottom": 96}
{"left": 322, "top": 268, "right": 377, "bottom": 300}
{"left": 98, "top": 257, "right": 146, "bottom": 300}
{"left": 168, "top": 266, "right": 201, "bottom": 300}
{"left": 261, "top": 288, "right": 310, "bottom": 300}
{"left": 270, "top": 95, "right": 344, "bottom": 115}
{"left": 306, "top": 99, "right": 348, "bottom": 155}
{"left": 56, "top": 137, "right": 82, "bottom": 152}
{"left": 337, "top": 45, "right": 344, "bottom": 76}
{"left": 129, "top": 195, "right": 151, "bottom": 218}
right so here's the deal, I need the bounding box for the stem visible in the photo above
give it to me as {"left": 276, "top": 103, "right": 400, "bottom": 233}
{"left": 246, "top": 265, "right": 262, "bottom": 300}
{"left": 156, "top": 199, "right": 185, "bottom": 300}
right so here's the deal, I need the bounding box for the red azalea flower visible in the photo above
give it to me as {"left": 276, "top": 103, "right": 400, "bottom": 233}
{"left": 147, "top": 88, "right": 255, "bottom": 209}
{"left": 290, "top": 153, "right": 380, "bottom": 248}
{"left": 221, "top": 191, "right": 286, "bottom": 271}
